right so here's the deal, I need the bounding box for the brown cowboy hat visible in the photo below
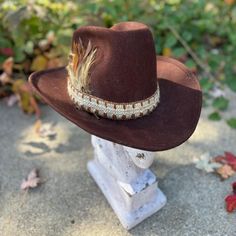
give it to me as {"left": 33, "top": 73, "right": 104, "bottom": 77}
{"left": 29, "top": 22, "right": 202, "bottom": 151}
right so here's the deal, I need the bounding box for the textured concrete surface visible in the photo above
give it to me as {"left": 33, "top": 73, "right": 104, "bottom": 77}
{"left": 0, "top": 89, "right": 236, "bottom": 236}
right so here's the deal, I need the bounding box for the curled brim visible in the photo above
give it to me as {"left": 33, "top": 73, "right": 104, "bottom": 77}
{"left": 29, "top": 56, "right": 202, "bottom": 151}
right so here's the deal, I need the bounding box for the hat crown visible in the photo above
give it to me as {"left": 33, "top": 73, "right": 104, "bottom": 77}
{"left": 71, "top": 22, "right": 157, "bottom": 103}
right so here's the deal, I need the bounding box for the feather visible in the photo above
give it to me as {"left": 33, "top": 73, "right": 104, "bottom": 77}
{"left": 67, "top": 38, "right": 97, "bottom": 93}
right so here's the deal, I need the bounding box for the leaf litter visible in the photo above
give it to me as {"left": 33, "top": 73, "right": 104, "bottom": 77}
{"left": 195, "top": 152, "right": 236, "bottom": 214}
{"left": 225, "top": 182, "right": 236, "bottom": 213}
{"left": 194, "top": 151, "right": 236, "bottom": 180}
{"left": 21, "top": 168, "right": 41, "bottom": 190}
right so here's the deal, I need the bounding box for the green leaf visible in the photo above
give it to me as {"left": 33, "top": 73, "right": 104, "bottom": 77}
{"left": 200, "top": 78, "right": 213, "bottom": 92}
{"left": 164, "top": 35, "right": 177, "bottom": 48}
{"left": 172, "top": 47, "right": 186, "bottom": 57}
{"left": 13, "top": 47, "right": 26, "bottom": 63}
{"left": 185, "top": 59, "right": 196, "bottom": 69}
{"left": 182, "top": 31, "right": 192, "bottom": 41}
{"left": 226, "top": 78, "right": 236, "bottom": 92}
{"left": 0, "top": 37, "right": 12, "bottom": 48}
{"left": 212, "top": 97, "right": 229, "bottom": 111}
{"left": 24, "top": 41, "right": 34, "bottom": 55}
{"left": 227, "top": 118, "right": 236, "bottom": 129}
{"left": 208, "top": 112, "right": 221, "bottom": 121}
{"left": 0, "top": 55, "right": 7, "bottom": 64}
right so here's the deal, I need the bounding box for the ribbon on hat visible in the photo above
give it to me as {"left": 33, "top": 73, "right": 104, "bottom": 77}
{"left": 67, "top": 79, "right": 160, "bottom": 120}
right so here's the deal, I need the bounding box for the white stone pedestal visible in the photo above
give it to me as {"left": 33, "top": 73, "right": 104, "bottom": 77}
{"left": 87, "top": 135, "right": 167, "bottom": 230}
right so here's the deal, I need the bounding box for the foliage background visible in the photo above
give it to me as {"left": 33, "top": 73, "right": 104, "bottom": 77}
{"left": 0, "top": 0, "right": 236, "bottom": 127}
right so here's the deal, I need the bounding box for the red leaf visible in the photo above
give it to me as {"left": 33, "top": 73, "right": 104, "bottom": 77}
{"left": 225, "top": 195, "right": 236, "bottom": 213}
{"left": 225, "top": 182, "right": 236, "bottom": 213}
{"left": 224, "top": 152, "right": 236, "bottom": 170}
{"left": 233, "top": 182, "right": 236, "bottom": 194}
{"left": 0, "top": 48, "right": 14, "bottom": 56}
{"left": 214, "top": 152, "right": 236, "bottom": 171}
{"left": 214, "top": 155, "right": 225, "bottom": 163}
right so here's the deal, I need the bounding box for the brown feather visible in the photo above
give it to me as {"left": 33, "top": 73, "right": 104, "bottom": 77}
{"left": 67, "top": 38, "right": 97, "bottom": 93}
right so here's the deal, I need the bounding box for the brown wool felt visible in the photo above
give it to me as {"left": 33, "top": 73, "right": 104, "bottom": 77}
{"left": 29, "top": 22, "right": 202, "bottom": 151}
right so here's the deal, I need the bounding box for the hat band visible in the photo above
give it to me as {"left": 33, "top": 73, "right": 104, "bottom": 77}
{"left": 67, "top": 79, "right": 160, "bottom": 120}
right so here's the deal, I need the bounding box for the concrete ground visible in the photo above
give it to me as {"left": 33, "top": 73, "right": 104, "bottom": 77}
{"left": 0, "top": 89, "right": 236, "bottom": 236}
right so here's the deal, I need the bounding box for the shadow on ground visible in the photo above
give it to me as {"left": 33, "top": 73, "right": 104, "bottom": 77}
{"left": 0, "top": 102, "right": 236, "bottom": 236}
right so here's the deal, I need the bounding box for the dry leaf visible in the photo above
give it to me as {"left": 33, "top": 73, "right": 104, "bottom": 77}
{"left": 225, "top": 182, "right": 236, "bottom": 213}
{"left": 214, "top": 152, "right": 236, "bottom": 171}
{"left": 3, "top": 57, "right": 14, "bottom": 75}
{"left": 0, "top": 72, "right": 11, "bottom": 85}
{"left": 216, "top": 164, "right": 235, "bottom": 179}
{"left": 162, "top": 47, "right": 172, "bottom": 57}
{"left": 0, "top": 57, "right": 14, "bottom": 85}
{"left": 233, "top": 182, "right": 236, "bottom": 194}
{"left": 194, "top": 152, "right": 222, "bottom": 173}
{"left": 47, "top": 57, "right": 64, "bottom": 69}
{"left": 225, "top": 195, "right": 236, "bottom": 213}
{"left": 21, "top": 168, "right": 41, "bottom": 190}
{"left": 224, "top": 0, "right": 235, "bottom": 5}
{"left": 30, "top": 55, "right": 48, "bottom": 71}
{"left": 12, "top": 79, "right": 41, "bottom": 117}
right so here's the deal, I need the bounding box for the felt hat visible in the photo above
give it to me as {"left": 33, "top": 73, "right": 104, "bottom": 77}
{"left": 29, "top": 22, "right": 202, "bottom": 151}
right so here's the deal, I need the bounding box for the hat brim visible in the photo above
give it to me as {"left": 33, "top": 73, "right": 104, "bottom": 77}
{"left": 29, "top": 56, "right": 202, "bottom": 151}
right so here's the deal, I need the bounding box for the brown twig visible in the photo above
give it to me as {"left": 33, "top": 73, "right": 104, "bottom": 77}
{"left": 168, "top": 25, "right": 215, "bottom": 82}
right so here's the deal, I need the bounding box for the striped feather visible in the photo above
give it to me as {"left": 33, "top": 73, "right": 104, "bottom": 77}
{"left": 67, "top": 38, "right": 97, "bottom": 93}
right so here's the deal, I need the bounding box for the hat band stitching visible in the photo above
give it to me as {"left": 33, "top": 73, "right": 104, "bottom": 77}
{"left": 67, "top": 79, "right": 160, "bottom": 120}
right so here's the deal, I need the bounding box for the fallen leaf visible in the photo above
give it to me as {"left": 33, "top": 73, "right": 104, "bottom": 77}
{"left": 216, "top": 164, "right": 235, "bottom": 179}
{"left": 214, "top": 152, "right": 236, "bottom": 171}
{"left": 21, "top": 168, "right": 41, "bottom": 190}
{"left": 212, "top": 97, "right": 229, "bottom": 111}
{"left": 225, "top": 195, "right": 236, "bottom": 213}
{"left": 208, "top": 111, "right": 221, "bottom": 121}
{"left": 233, "top": 182, "right": 236, "bottom": 194}
{"left": 225, "top": 152, "right": 236, "bottom": 170}
{"left": 194, "top": 152, "right": 222, "bottom": 173}
{"left": 225, "top": 181, "right": 236, "bottom": 213}
{"left": 227, "top": 118, "right": 236, "bottom": 129}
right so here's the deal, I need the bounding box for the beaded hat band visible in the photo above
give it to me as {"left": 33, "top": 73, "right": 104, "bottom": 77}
{"left": 66, "top": 38, "right": 160, "bottom": 120}
{"left": 67, "top": 79, "right": 160, "bottom": 120}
